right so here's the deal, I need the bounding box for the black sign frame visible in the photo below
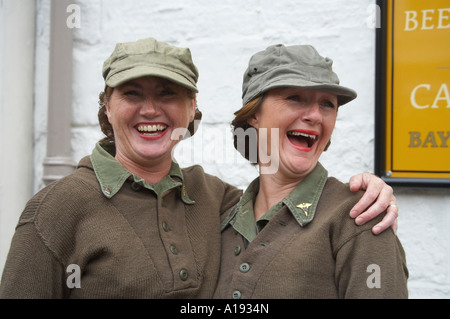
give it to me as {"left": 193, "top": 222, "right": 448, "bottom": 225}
{"left": 374, "top": 0, "right": 450, "bottom": 188}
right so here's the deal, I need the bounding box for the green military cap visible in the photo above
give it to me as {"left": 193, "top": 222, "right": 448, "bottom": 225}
{"left": 102, "top": 37, "right": 199, "bottom": 93}
{"left": 242, "top": 44, "right": 357, "bottom": 106}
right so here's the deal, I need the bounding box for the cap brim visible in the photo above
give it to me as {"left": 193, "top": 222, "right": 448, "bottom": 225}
{"left": 251, "top": 78, "right": 357, "bottom": 106}
{"left": 106, "top": 65, "right": 198, "bottom": 92}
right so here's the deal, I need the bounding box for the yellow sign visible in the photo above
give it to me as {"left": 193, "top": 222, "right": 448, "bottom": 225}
{"left": 377, "top": 0, "right": 450, "bottom": 185}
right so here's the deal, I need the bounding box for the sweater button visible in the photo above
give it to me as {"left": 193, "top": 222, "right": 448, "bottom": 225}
{"left": 131, "top": 182, "right": 143, "bottom": 191}
{"left": 234, "top": 245, "right": 241, "bottom": 256}
{"left": 232, "top": 290, "right": 242, "bottom": 299}
{"left": 162, "top": 221, "right": 170, "bottom": 232}
{"left": 239, "top": 262, "right": 250, "bottom": 273}
{"left": 170, "top": 245, "right": 179, "bottom": 255}
{"left": 179, "top": 269, "right": 189, "bottom": 281}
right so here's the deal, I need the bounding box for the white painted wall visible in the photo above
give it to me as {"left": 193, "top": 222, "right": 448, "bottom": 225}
{"left": 1, "top": 0, "right": 449, "bottom": 298}
{"left": 0, "top": 0, "right": 35, "bottom": 275}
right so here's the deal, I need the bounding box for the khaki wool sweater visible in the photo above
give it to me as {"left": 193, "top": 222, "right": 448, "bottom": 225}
{"left": 0, "top": 155, "right": 241, "bottom": 298}
{"left": 214, "top": 176, "right": 409, "bottom": 299}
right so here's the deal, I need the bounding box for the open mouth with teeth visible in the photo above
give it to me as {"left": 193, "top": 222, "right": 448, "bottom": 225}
{"left": 287, "top": 130, "right": 318, "bottom": 150}
{"left": 136, "top": 124, "right": 168, "bottom": 137}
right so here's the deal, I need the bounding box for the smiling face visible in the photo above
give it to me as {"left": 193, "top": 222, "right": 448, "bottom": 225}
{"left": 248, "top": 87, "right": 338, "bottom": 180}
{"left": 105, "top": 76, "right": 196, "bottom": 169}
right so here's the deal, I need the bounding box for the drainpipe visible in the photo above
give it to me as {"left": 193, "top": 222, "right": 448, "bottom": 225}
{"left": 43, "top": 0, "right": 76, "bottom": 185}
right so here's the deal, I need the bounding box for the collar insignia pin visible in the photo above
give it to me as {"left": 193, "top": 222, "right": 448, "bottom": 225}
{"left": 296, "top": 203, "right": 312, "bottom": 216}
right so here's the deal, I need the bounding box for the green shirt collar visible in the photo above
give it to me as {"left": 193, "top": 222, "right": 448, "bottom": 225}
{"left": 90, "top": 142, "right": 194, "bottom": 204}
{"left": 222, "top": 162, "right": 328, "bottom": 243}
